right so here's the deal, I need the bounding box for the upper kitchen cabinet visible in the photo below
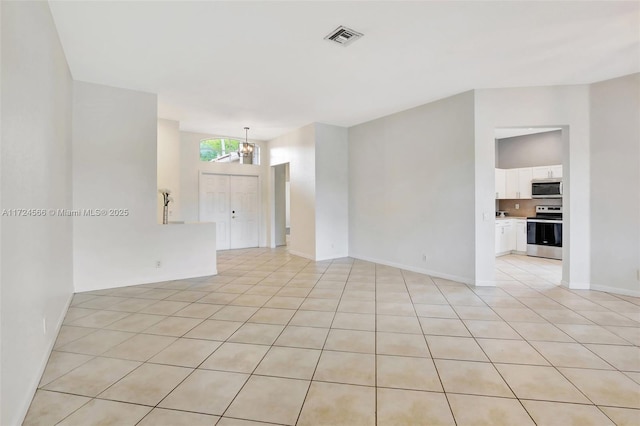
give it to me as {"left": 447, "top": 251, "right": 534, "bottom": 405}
{"left": 495, "top": 168, "right": 506, "bottom": 199}
{"left": 505, "top": 167, "right": 533, "bottom": 199}
{"left": 496, "top": 165, "right": 561, "bottom": 200}
{"left": 532, "top": 165, "right": 563, "bottom": 179}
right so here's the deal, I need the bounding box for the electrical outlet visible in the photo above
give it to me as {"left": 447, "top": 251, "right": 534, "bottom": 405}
{"left": 515, "top": 203, "right": 520, "bottom": 209}
{"left": 156, "top": 261, "right": 162, "bottom": 268}
{"left": 42, "top": 317, "right": 47, "bottom": 335}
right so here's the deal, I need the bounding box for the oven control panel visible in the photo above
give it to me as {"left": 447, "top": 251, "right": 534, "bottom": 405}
{"left": 536, "top": 205, "right": 562, "bottom": 214}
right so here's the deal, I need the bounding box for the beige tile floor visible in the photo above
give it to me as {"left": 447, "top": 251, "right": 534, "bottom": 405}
{"left": 24, "top": 250, "right": 640, "bottom": 425}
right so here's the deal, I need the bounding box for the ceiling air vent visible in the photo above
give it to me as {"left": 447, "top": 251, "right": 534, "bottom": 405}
{"left": 324, "top": 26, "right": 363, "bottom": 46}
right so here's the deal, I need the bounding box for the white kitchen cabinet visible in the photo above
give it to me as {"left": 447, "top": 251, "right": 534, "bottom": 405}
{"left": 518, "top": 168, "right": 533, "bottom": 199}
{"left": 496, "top": 219, "right": 525, "bottom": 256}
{"left": 495, "top": 169, "right": 506, "bottom": 199}
{"left": 505, "top": 169, "right": 519, "bottom": 199}
{"left": 532, "top": 165, "right": 562, "bottom": 179}
{"left": 505, "top": 168, "right": 532, "bottom": 199}
{"left": 495, "top": 222, "right": 502, "bottom": 254}
{"left": 495, "top": 220, "right": 515, "bottom": 256}
{"left": 532, "top": 166, "right": 548, "bottom": 180}
{"left": 515, "top": 219, "right": 527, "bottom": 252}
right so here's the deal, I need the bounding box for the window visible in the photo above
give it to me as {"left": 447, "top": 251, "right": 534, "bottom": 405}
{"left": 200, "top": 138, "right": 260, "bottom": 165}
{"left": 200, "top": 138, "right": 241, "bottom": 162}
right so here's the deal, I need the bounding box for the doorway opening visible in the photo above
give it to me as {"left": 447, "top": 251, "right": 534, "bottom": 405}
{"left": 494, "top": 127, "right": 565, "bottom": 287}
{"left": 272, "top": 163, "right": 290, "bottom": 248}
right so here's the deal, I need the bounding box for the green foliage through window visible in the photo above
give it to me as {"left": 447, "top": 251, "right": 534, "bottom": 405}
{"left": 200, "top": 138, "right": 241, "bottom": 162}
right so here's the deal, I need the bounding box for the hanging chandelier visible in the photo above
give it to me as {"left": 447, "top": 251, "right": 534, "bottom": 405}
{"left": 238, "top": 126, "right": 255, "bottom": 164}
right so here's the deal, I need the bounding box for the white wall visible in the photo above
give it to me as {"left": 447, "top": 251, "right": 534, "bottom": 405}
{"left": 180, "top": 131, "right": 269, "bottom": 247}
{"left": 590, "top": 73, "right": 640, "bottom": 296}
{"left": 73, "top": 82, "right": 216, "bottom": 291}
{"left": 315, "top": 123, "right": 349, "bottom": 260}
{"left": 157, "top": 118, "right": 182, "bottom": 222}
{"left": 273, "top": 164, "right": 287, "bottom": 247}
{"left": 1, "top": 2, "right": 74, "bottom": 424}
{"left": 268, "top": 124, "right": 316, "bottom": 259}
{"left": 349, "top": 91, "right": 476, "bottom": 283}
{"left": 474, "top": 85, "right": 591, "bottom": 288}
{"left": 286, "top": 182, "right": 291, "bottom": 229}
{"left": 0, "top": 2, "right": 3, "bottom": 421}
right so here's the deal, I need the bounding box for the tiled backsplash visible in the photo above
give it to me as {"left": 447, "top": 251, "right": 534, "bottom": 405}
{"left": 498, "top": 198, "right": 562, "bottom": 218}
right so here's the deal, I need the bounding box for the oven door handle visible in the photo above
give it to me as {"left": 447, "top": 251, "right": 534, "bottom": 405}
{"left": 527, "top": 219, "right": 563, "bottom": 224}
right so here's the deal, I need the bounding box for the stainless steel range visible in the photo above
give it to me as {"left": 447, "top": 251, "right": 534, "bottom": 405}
{"left": 527, "top": 205, "right": 562, "bottom": 260}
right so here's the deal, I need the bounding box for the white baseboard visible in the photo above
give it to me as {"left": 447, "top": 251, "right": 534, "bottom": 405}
{"left": 75, "top": 268, "right": 219, "bottom": 293}
{"left": 561, "top": 280, "right": 640, "bottom": 297}
{"left": 590, "top": 283, "right": 640, "bottom": 297}
{"left": 475, "top": 280, "right": 498, "bottom": 287}
{"left": 288, "top": 249, "right": 315, "bottom": 261}
{"left": 349, "top": 253, "right": 475, "bottom": 286}
{"left": 16, "top": 292, "right": 74, "bottom": 425}
{"left": 561, "top": 280, "right": 590, "bottom": 290}
{"left": 315, "top": 253, "right": 349, "bottom": 262}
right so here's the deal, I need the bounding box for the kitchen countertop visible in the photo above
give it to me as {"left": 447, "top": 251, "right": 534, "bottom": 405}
{"left": 495, "top": 216, "right": 528, "bottom": 220}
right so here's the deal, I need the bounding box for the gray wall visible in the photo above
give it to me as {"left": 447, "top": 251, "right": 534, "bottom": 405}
{"left": 315, "top": 123, "right": 349, "bottom": 260}
{"left": 497, "top": 130, "right": 562, "bottom": 168}
{"left": 273, "top": 163, "right": 287, "bottom": 246}
{"left": 349, "top": 90, "right": 476, "bottom": 283}
{"left": 1, "top": 2, "right": 74, "bottom": 424}
{"left": 590, "top": 73, "right": 640, "bottom": 295}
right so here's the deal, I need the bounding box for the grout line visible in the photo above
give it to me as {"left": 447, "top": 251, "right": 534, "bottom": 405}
{"left": 400, "top": 268, "right": 458, "bottom": 426}
{"left": 293, "top": 257, "right": 354, "bottom": 426}
{"left": 31, "top": 248, "right": 640, "bottom": 425}
{"left": 373, "top": 262, "right": 378, "bottom": 426}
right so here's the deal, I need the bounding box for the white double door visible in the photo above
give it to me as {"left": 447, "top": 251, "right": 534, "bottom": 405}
{"left": 199, "top": 174, "right": 259, "bottom": 250}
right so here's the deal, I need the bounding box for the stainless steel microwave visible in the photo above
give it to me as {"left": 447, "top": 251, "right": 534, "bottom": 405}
{"left": 532, "top": 178, "right": 563, "bottom": 198}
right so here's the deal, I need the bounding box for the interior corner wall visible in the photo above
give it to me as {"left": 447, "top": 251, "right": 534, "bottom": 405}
{"left": 157, "top": 118, "right": 182, "bottom": 222}
{"left": 73, "top": 82, "right": 216, "bottom": 292}
{"left": 1, "top": 2, "right": 74, "bottom": 424}
{"left": 315, "top": 123, "right": 349, "bottom": 260}
{"left": 348, "top": 91, "right": 476, "bottom": 283}
{"left": 590, "top": 73, "right": 640, "bottom": 296}
{"left": 268, "top": 124, "right": 316, "bottom": 259}
{"left": 474, "top": 85, "right": 591, "bottom": 288}
{"left": 179, "top": 130, "right": 269, "bottom": 247}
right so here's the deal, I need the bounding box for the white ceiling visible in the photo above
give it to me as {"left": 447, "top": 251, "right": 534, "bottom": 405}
{"left": 48, "top": 1, "right": 640, "bottom": 141}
